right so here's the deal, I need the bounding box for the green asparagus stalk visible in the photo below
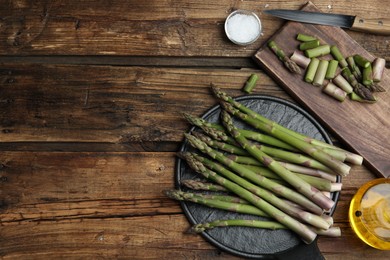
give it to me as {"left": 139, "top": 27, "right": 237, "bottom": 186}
{"left": 210, "top": 85, "right": 362, "bottom": 165}
{"left": 179, "top": 152, "right": 319, "bottom": 243}
{"left": 353, "top": 54, "right": 371, "bottom": 68}
{"left": 231, "top": 127, "right": 298, "bottom": 151}
{"left": 182, "top": 113, "right": 237, "bottom": 145}
{"left": 342, "top": 67, "right": 376, "bottom": 101}
{"left": 244, "top": 164, "right": 340, "bottom": 192}
{"left": 313, "top": 59, "right": 329, "bottom": 86}
{"left": 330, "top": 45, "right": 348, "bottom": 68}
{"left": 189, "top": 219, "right": 286, "bottom": 233}
{"left": 190, "top": 219, "right": 341, "bottom": 237}
{"left": 164, "top": 189, "right": 266, "bottom": 216}
{"left": 184, "top": 139, "right": 324, "bottom": 215}
{"left": 192, "top": 132, "right": 248, "bottom": 156}
{"left": 296, "top": 33, "right": 318, "bottom": 42}
{"left": 299, "top": 40, "right": 320, "bottom": 51}
{"left": 220, "top": 110, "right": 336, "bottom": 211}
{"left": 242, "top": 74, "right": 259, "bottom": 94}
{"left": 244, "top": 163, "right": 338, "bottom": 182}
{"left": 362, "top": 65, "right": 373, "bottom": 86}
{"left": 347, "top": 56, "right": 362, "bottom": 80}
{"left": 181, "top": 179, "right": 228, "bottom": 192}
{"left": 304, "top": 45, "right": 330, "bottom": 58}
{"left": 268, "top": 40, "right": 302, "bottom": 74}
{"left": 220, "top": 101, "right": 350, "bottom": 177}
{"left": 305, "top": 58, "right": 320, "bottom": 83}
{"left": 325, "top": 60, "right": 339, "bottom": 79}
{"left": 186, "top": 140, "right": 323, "bottom": 215}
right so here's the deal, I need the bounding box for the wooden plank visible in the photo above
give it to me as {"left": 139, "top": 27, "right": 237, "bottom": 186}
{"left": 0, "top": 64, "right": 287, "bottom": 144}
{"left": 254, "top": 2, "right": 390, "bottom": 178}
{"left": 0, "top": 151, "right": 387, "bottom": 259}
{"left": 0, "top": 0, "right": 388, "bottom": 59}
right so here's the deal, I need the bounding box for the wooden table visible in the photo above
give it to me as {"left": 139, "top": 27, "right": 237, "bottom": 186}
{"left": 0, "top": 1, "right": 389, "bottom": 259}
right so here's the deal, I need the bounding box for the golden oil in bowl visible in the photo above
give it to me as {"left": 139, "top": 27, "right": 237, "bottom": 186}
{"left": 349, "top": 178, "right": 390, "bottom": 250}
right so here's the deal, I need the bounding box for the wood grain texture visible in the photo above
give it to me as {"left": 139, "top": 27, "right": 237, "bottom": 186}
{"left": 0, "top": 1, "right": 389, "bottom": 259}
{"left": 254, "top": 2, "right": 390, "bottom": 178}
{"left": 0, "top": 64, "right": 285, "bottom": 145}
{"left": 0, "top": 152, "right": 387, "bottom": 259}
{"left": 0, "top": 0, "right": 388, "bottom": 59}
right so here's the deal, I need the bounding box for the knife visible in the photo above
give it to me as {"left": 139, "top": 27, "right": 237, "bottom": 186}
{"left": 264, "top": 9, "right": 390, "bottom": 35}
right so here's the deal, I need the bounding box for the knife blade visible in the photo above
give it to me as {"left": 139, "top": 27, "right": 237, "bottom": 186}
{"left": 264, "top": 9, "right": 390, "bottom": 35}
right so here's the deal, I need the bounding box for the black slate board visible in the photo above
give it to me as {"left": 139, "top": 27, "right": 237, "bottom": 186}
{"left": 175, "top": 95, "right": 340, "bottom": 259}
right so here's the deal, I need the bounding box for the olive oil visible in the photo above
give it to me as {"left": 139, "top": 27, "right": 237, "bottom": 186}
{"left": 349, "top": 178, "right": 390, "bottom": 250}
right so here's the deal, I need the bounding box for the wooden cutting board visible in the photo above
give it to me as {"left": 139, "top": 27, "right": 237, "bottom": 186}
{"left": 254, "top": 1, "right": 390, "bottom": 178}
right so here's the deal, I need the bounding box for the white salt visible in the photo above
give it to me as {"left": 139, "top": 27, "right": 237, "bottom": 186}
{"left": 226, "top": 12, "right": 261, "bottom": 45}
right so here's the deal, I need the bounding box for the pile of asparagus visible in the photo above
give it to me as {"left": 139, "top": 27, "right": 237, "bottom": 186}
{"left": 166, "top": 86, "right": 364, "bottom": 244}
{"left": 268, "top": 33, "right": 386, "bottom": 103}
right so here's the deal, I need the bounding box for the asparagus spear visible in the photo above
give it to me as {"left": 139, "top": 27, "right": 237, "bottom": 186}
{"left": 164, "top": 189, "right": 267, "bottom": 216}
{"left": 188, "top": 153, "right": 333, "bottom": 229}
{"left": 220, "top": 111, "right": 335, "bottom": 211}
{"left": 211, "top": 123, "right": 298, "bottom": 151}
{"left": 180, "top": 151, "right": 318, "bottom": 243}
{"left": 183, "top": 137, "right": 324, "bottom": 215}
{"left": 190, "top": 219, "right": 341, "bottom": 237}
{"left": 220, "top": 101, "right": 351, "bottom": 177}
{"left": 244, "top": 163, "right": 338, "bottom": 182}
{"left": 189, "top": 219, "right": 286, "bottom": 233}
{"left": 210, "top": 85, "right": 362, "bottom": 165}
{"left": 192, "top": 132, "right": 248, "bottom": 156}
{"left": 268, "top": 40, "right": 302, "bottom": 74}
{"left": 195, "top": 129, "right": 336, "bottom": 173}
{"left": 181, "top": 179, "right": 228, "bottom": 192}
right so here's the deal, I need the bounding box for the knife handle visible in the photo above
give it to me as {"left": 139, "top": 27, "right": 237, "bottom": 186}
{"left": 352, "top": 16, "right": 390, "bottom": 35}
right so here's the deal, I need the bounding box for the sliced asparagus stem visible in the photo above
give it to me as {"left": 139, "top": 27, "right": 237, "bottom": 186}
{"left": 353, "top": 54, "right": 371, "bottom": 68}
{"left": 220, "top": 102, "right": 351, "bottom": 177}
{"left": 185, "top": 139, "right": 324, "bottom": 215}
{"left": 290, "top": 50, "right": 311, "bottom": 69}
{"left": 304, "top": 45, "right": 330, "bottom": 58}
{"left": 332, "top": 74, "right": 353, "bottom": 94}
{"left": 299, "top": 40, "right": 320, "bottom": 51}
{"left": 210, "top": 85, "right": 362, "bottom": 165}
{"left": 372, "top": 57, "right": 386, "bottom": 82}
{"left": 330, "top": 45, "right": 348, "bottom": 68}
{"left": 296, "top": 33, "right": 318, "bottom": 42}
{"left": 220, "top": 111, "right": 336, "bottom": 211}
{"left": 313, "top": 60, "right": 329, "bottom": 86}
{"left": 362, "top": 65, "right": 374, "bottom": 86}
{"left": 181, "top": 179, "right": 228, "bottom": 192}
{"left": 325, "top": 60, "right": 339, "bottom": 79}
{"left": 190, "top": 219, "right": 341, "bottom": 237}
{"left": 305, "top": 58, "right": 320, "bottom": 83}
{"left": 322, "top": 82, "right": 348, "bottom": 102}
{"left": 179, "top": 152, "right": 318, "bottom": 243}
{"left": 242, "top": 74, "right": 259, "bottom": 94}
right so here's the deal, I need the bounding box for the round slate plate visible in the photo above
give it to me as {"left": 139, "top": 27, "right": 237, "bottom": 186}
{"left": 175, "top": 95, "right": 340, "bottom": 259}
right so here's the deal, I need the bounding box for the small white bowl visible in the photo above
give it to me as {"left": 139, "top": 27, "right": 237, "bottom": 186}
{"left": 225, "top": 10, "right": 262, "bottom": 46}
